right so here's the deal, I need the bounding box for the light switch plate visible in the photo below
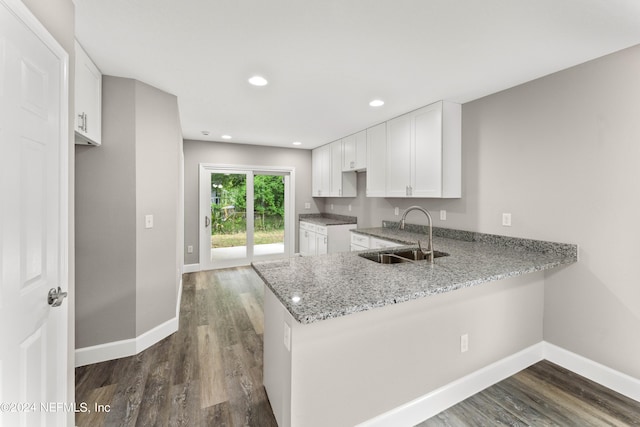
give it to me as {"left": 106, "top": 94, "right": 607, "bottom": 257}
{"left": 304, "top": 202, "right": 311, "bottom": 209}
{"left": 145, "top": 214, "right": 154, "bottom": 229}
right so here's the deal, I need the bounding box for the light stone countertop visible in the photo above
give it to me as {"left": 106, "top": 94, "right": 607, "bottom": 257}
{"left": 298, "top": 213, "right": 358, "bottom": 226}
{"left": 252, "top": 226, "right": 577, "bottom": 324}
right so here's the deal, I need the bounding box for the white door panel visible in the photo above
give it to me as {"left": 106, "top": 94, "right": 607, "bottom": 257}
{"left": 1, "top": 1, "right": 69, "bottom": 426}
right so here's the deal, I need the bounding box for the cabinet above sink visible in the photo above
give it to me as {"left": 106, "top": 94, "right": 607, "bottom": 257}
{"left": 311, "top": 100, "right": 461, "bottom": 199}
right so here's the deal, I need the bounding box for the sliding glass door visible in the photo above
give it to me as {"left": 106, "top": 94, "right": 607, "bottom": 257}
{"left": 200, "top": 165, "right": 293, "bottom": 270}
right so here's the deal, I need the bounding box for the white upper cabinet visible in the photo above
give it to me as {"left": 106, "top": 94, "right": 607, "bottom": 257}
{"left": 74, "top": 40, "right": 102, "bottom": 145}
{"left": 366, "top": 123, "right": 386, "bottom": 197}
{"left": 385, "top": 113, "right": 412, "bottom": 197}
{"left": 312, "top": 142, "right": 356, "bottom": 197}
{"left": 312, "top": 100, "right": 460, "bottom": 199}
{"left": 312, "top": 144, "right": 331, "bottom": 196}
{"left": 342, "top": 130, "right": 367, "bottom": 171}
{"left": 330, "top": 140, "right": 343, "bottom": 196}
{"left": 386, "top": 101, "right": 461, "bottom": 198}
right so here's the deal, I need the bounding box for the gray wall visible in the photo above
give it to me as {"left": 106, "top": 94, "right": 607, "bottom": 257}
{"left": 134, "top": 80, "right": 183, "bottom": 335}
{"left": 183, "top": 140, "right": 320, "bottom": 265}
{"left": 22, "top": 0, "right": 76, "bottom": 415}
{"left": 76, "top": 76, "right": 182, "bottom": 348}
{"left": 324, "top": 44, "right": 640, "bottom": 379}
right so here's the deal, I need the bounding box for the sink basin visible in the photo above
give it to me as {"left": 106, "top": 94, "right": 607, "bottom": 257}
{"left": 391, "top": 249, "right": 449, "bottom": 261}
{"left": 359, "top": 249, "right": 449, "bottom": 264}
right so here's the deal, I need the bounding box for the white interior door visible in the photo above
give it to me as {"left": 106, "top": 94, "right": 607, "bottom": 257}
{"left": 0, "top": 1, "right": 69, "bottom": 426}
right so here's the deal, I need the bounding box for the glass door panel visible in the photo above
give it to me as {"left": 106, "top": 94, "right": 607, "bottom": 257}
{"left": 209, "top": 172, "right": 249, "bottom": 265}
{"left": 253, "top": 173, "right": 285, "bottom": 259}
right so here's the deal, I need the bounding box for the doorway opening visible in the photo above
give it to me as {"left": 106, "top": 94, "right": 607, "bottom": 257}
{"left": 199, "top": 165, "right": 294, "bottom": 269}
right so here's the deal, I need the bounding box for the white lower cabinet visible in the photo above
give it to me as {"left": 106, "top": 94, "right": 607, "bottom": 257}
{"left": 299, "top": 221, "right": 356, "bottom": 256}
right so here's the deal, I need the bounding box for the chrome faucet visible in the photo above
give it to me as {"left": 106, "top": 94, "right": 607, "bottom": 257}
{"left": 399, "top": 206, "right": 434, "bottom": 263}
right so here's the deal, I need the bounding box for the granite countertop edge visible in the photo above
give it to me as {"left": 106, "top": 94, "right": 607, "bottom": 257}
{"left": 252, "top": 226, "right": 578, "bottom": 325}
{"left": 298, "top": 213, "right": 358, "bottom": 226}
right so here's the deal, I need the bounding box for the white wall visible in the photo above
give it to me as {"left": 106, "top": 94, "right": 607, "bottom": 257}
{"left": 324, "top": 44, "right": 640, "bottom": 379}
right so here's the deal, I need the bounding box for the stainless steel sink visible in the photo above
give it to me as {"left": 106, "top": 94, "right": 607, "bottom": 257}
{"left": 359, "top": 249, "right": 449, "bottom": 264}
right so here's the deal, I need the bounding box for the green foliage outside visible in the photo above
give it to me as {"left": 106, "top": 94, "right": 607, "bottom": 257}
{"left": 210, "top": 173, "right": 285, "bottom": 247}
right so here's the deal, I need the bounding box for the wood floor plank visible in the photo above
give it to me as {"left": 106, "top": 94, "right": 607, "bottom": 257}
{"left": 492, "top": 377, "right": 577, "bottom": 425}
{"left": 202, "top": 400, "right": 233, "bottom": 426}
{"left": 512, "top": 370, "right": 628, "bottom": 426}
{"left": 168, "top": 381, "right": 202, "bottom": 427}
{"left": 239, "top": 292, "right": 264, "bottom": 334}
{"left": 527, "top": 360, "right": 640, "bottom": 425}
{"left": 76, "top": 384, "right": 118, "bottom": 427}
{"left": 134, "top": 360, "right": 172, "bottom": 426}
{"left": 197, "top": 324, "right": 228, "bottom": 408}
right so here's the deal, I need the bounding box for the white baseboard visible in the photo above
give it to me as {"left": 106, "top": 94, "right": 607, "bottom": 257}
{"left": 75, "top": 279, "right": 184, "bottom": 367}
{"left": 183, "top": 263, "right": 200, "bottom": 273}
{"left": 359, "top": 343, "right": 544, "bottom": 427}
{"left": 544, "top": 342, "right": 640, "bottom": 402}
{"left": 358, "top": 341, "right": 640, "bottom": 426}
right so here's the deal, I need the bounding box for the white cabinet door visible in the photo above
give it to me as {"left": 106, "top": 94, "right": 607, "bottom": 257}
{"left": 342, "top": 130, "right": 367, "bottom": 171}
{"left": 342, "top": 134, "right": 356, "bottom": 171}
{"left": 316, "top": 233, "right": 328, "bottom": 255}
{"left": 299, "top": 225, "right": 310, "bottom": 255}
{"left": 386, "top": 113, "right": 412, "bottom": 197}
{"left": 366, "top": 123, "right": 386, "bottom": 197}
{"left": 385, "top": 101, "right": 461, "bottom": 198}
{"left": 413, "top": 103, "right": 443, "bottom": 197}
{"left": 312, "top": 145, "right": 331, "bottom": 196}
{"left": 74, "top": 40, "right": 102, "bottom": 145}
{"left": 330, "top": 140, "right": 343, "bottom": 196}
{"left": 312, "top": 147, "right": 322, "bottom": 196}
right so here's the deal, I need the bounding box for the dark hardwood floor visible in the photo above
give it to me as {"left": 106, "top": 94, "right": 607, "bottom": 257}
{"left": 75, "top": 267, "right": 277, "bottom": 427}
{"left": 418, "top": 361, "right": 640, "bottom": 426}
{"left": 76, "top": 267, "right": 640, "bottom": 426}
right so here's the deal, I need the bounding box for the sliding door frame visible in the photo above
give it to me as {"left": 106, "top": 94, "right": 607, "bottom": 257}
{"left": 199, "top": 163, "right": 296, "bottom": 270}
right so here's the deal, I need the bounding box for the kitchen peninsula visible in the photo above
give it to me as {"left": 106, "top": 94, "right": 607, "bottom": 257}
{"left": 252, "top": 224, "right": 577, "bottom": 427}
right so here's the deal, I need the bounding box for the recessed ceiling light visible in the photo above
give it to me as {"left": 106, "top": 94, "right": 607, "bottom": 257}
{"left": 292, "top": 141, "right": 302, "bottom": 146}
{"left": 201, "top": 130, "right": 210, "bottom": 136}
{"left": 369, "top": 99, "right": 385, "bottom": 107}
{"left": 221, "top": 135, "right": 232, "bottom": 140}
{"left": 248, "top": 75, "right": 268, "bottom": 86}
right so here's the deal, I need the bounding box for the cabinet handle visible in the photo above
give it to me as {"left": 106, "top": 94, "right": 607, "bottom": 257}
{"left": 350, "top": 161, "right": 355, "bottom": 169}
{"left": 83, "top": 113, "right": 88, "bottom": 133}
{"left": 77, "top": 113, "right": 86, "bottom": 132}
{"left": 324, "top": 237, "right": 327, "bottom": 244}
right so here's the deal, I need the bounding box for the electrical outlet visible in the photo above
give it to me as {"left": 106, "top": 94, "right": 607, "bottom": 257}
{"left": 502, "top": 213, "right": 512, "bottom": 227}
{"left": 304, "top": 202, "right": 311, "bottom": 209}
{"left": 460, "top": 333, "right": 469, "bottom": 353}
{"left": 145, "top": 214, "right": 154, "bottom": 229}
{"left": 440, "top": 210, "right": 447, "bottom": 221}
{"left": 330, "top": 204, "right": 334, "bottom": 210}
{"left": 187, "top": 245, "right": 193, "bottom": 254}
{"left": 348, "top": 204, "right": 352, "bottom": 212}
{"left": 394, "top": 207, "right": 399, "bottom": 216}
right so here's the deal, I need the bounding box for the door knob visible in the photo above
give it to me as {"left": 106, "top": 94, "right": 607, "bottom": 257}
{"left": 47, "top": 287, "right": 68, "bottom": 307}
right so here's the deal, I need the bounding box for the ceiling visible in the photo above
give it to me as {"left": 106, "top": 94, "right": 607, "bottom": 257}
{"left": 75, "top": 0, "right": 640, "bottom": 149}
